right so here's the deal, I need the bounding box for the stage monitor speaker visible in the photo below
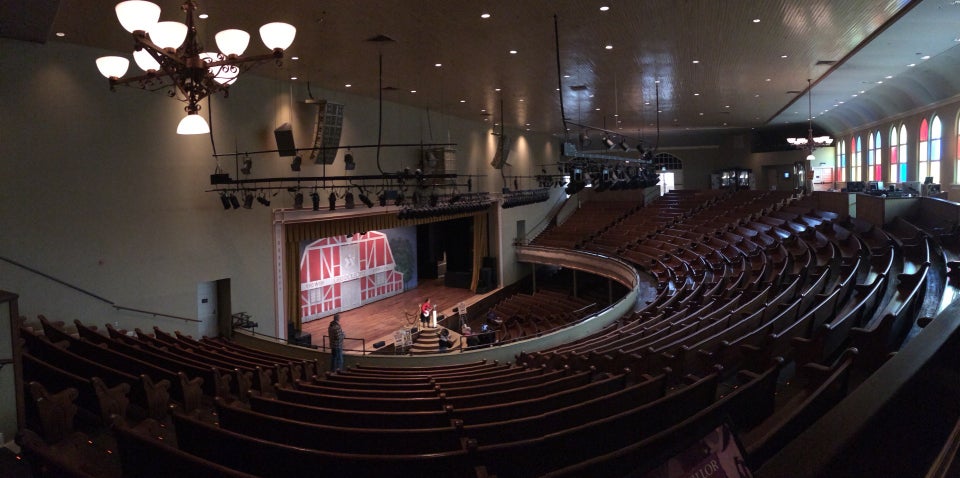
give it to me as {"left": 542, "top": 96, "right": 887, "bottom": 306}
{"left": 274, "top": 123, "right": 297, "bottom": 157}
{"left": 373, "top": 340, "right": 386, "bottom": 349}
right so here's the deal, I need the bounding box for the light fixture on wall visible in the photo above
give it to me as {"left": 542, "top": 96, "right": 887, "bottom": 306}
{"left": 95, "top": 1, "right": 296, "bottom": 135}
{"left": 787, "top": 79, "right": 833, "bottom": 160}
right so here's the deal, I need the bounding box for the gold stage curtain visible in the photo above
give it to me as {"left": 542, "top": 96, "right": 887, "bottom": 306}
{"left": 470, "top": 212, "right": 488, "bottom": 292}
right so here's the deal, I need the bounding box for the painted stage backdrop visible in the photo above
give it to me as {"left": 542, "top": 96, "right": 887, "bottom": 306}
{"left": 299, "top": 228, "right": 417, "bottom": 322}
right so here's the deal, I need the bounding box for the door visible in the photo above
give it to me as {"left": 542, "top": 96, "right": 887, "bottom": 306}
{"left": 197, "top": 281, "right": 218, "bottom": 338}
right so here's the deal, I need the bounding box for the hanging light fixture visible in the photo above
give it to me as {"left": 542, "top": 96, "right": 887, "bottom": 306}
{"left": 96, "top": 1, "right": 296, "bottom": 135}
{"left": 787, "top": 79, "right": 833, "bottom": 160}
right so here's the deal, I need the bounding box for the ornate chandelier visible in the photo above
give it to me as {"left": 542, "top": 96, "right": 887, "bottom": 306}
{"left": 787, "top": 79, "right": 833, "bottom": 160}
{"left": 95, "top": 1, "right": 296, "bottom": 134}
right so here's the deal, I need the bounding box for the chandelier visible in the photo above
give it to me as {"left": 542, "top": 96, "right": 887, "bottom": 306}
{"left": 95, "top": 1, "right": 296, "bottom": 135}
{"left": 787, "top": 79, "right": 833, "bottom": 160}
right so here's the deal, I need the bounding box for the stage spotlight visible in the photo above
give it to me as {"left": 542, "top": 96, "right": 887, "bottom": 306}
{"left": 359, "top": 193, "right": 374, "bottom": 208}
{"left": 378, "top": 192, "right": 387, "bottom": 207}
{"left": 429, "top": 192, "right": 439, "bottom": 207}
{"left": 394, "top": 192, "right": 405, "bottom": 207}
{"left": 344, "top": 190, "right": 355, "bottom": 209}
{"left": 310, "top": 191, "right": 320, "bottom": 210}
{"left": 294, "top": 192, "right": 304, "bottom": 209}
{"left": 242, "top": 192, "right": 254, "bottom": 209}
{"left": 344, "top": 153, "right": 356, "bottom": 170}
{"left": 618, "top": 140, "right": 630, "bottom": 151}
{"left": 328, "top": 191, "right": 337, "bottom": 211}
{"left": 257, "top": 194, "right": 271, "bottom": 207}
{"left": 290, "top": 155, "right": 302, "bottom": 172}
{"left": 240, "top": 155, "right": 252, "bottom": 175}
{"left": 449, "top": 194, "right": 462, "bottom": 204}
{"left": 219, "top": 192, "right": 231, "bottom": 210}
{"left": 602, "top": 136, "right": 615, "bottom": 149}
{"left": 228, "top": 193, "right": 241, "bottom": 209}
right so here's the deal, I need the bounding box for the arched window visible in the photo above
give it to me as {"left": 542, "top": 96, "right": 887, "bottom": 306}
{"left": 889, "top": 126, "right": 900, "bottom": 182}
{"left": 867, "top": 132, "right": 876, "bottom": 181}
{"left": 930, "top": 115, "right": 941, "bottom": 184}
{"left": 836, "top": 138, "right": 846, "bottom": 185}
{"left": 899, "top": 124, "right": 908, "bottom": 181}
{"left": 653, "top": 152, "right": 683, "bottom": 170}
{"left": 872, "top": 130, "right": 882, "bottom": 181}
{"left": 852, "top": 136, "right": 862, "bottom": 181}
{"left": 918, "top": 118, "right": 929, "bottom": 183}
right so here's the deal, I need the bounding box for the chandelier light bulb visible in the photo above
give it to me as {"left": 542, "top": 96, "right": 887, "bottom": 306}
{"left": 177, "top": 113, "right": 210, "bottom": 135}
{"left": 150, "top": 21, "right": 188, "bottom": 50}
{"left": 95, "top": 56, "right": 130, "bottom": 78}
{"left": 259, "top": 22, "right": 296, "bottom": 51}
{"left": 132, "top": 49, "right": 160, "bottom": 72}
{"left": 215, "top": 29, "right": 250, "bottom": 57}
{"left": 114, "top": 0, "right": 160, "bottom": 33}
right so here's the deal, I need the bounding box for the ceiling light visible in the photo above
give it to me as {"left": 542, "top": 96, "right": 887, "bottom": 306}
{"left": 907, "top": 63, "right": 916, "bottom": 67}
{"left": 752, "top": 18, "right": 760, "bottom": 23}
{"left": 600, "top": 6, "right": 610, "bottom": 11}
{"left": 291, "top": 56, "right": 299, "bottom": 60}
{"left": 257, "top": 193, "right": 271, "bottom": 207}
{"left": 509, "top": 50, "right": 518, "bottom": 54}
{"left": 410, "top": 89, "right": 416, "bottom": 93}
{"left": 765, "top": 78, "right": 771, "bottom": 82}
{"left": 780, "top": 55, "right": 788, "bottom": 58}
{"left": 310, "top": 191, "right": 320, "bottom": 211}
{"left": 345, "top": 83, "right": 352, "bottom": 87}
{"left": 604, "top": 45, "right": 613, "bottom": 50}
{"left": 885, "top": 75, "right": 893, "bottom": 79}
{"left": 481, "top": 12, "right": 491, "bottom": 19}
{"left": 293, "top": 191, "right": 303, "bottom": 209}
{"left": 242, "top": 192, "right": 254, "bottom": 209}
{"left": 435, "top": 63, "right": 442, "bottom": 67}
{"left": 602, "top": 136, "right": 615, "bottom": 149}
{"left": 692, "top": 60, "right": 700, "bottom": 64}
{"left": 228, "top": 193, "right": 241, "bottom": 209}
{"left": 99, "top": 1, "right": 295, "bottom": 134}
{"left": 460, "top": 99, "right": 466, "bottom": 103}
{"left": 786, "top": 79, "right": 832, "bottom": 160}
{"left": 921, "top": 55, "right": 931, "bottom": 60}
{"left": 693, "top": 92, "right": 700, "bottom": 96}
{"left": 290, "top": 155, "right": 302, "bottom": 172}
{"left": 198, "top": 13, "right": 208, "bottom": 19}
{"left": 55, "top": 32, "right": 66, "bottom": 37}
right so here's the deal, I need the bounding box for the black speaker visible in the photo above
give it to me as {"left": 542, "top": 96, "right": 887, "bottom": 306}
{"left": 274, "top": 123, "right": 297, "bottom": 157}
{"left": 373, "top": 340, "right": 386, "bottom": 349}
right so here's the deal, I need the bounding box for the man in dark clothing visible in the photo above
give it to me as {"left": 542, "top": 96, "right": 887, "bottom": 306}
{"left": 328, "top": 313, "right": 345, "bottom": 372}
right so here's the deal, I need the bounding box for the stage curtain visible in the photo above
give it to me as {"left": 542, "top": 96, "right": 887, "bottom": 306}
{"left": 469, "top": 212, "right": 488, "bottom": 291}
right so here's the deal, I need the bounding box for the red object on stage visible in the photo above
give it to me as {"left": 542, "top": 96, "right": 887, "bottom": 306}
{"left": 299, "top": 231, "right": 405, "bottom": 320}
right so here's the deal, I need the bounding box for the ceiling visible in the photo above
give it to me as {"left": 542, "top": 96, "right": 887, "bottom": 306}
{"left": 9, "top": 0, "right": 960, "bottom": 145}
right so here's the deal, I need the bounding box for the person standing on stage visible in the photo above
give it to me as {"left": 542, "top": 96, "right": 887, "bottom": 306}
{"left": 421, "top": 298, "right": 433, "bottom": 328}
{"left": 328, "top": 313, "right": 345, "bottom": 372}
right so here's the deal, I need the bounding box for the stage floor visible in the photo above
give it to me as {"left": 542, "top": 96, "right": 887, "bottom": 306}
{"left": 300, "top": 278, "right": 496, "bottom": 353}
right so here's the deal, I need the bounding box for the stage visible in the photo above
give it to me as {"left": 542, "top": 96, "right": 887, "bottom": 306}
{"left": 300, "top": 279, "right": 498, "bottom": 353}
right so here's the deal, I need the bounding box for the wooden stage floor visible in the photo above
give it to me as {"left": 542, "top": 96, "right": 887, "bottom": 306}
{"left": 301, "top": 279, "right": 496, "bottom": 353}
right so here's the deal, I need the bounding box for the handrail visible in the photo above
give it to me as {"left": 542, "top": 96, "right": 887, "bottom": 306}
{"left": 321, "top": 334, "right": 367, "bottom": 355}
{"left": 1, "top": 254, "right": 200, "bottom": 324}
{"left": 113, "top": 305, "right": 200, "bottom": 323}
{"left": 520, "top": 191, "right": 569, "bottom": 244}
{"left": 0, "top": 255, "right": 114, "bottom": 305}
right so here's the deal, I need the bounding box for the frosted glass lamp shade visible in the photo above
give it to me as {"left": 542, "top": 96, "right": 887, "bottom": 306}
{"left": 806, "top": 153, "right": 816, "bottom": 161}
{"left": 259, "top": 22, "right": 296, "bottom": 51}
{"left": 132, "top": 49, "right": 160, "bottom": 72}
{"left": 177, "top": 113, "right": 210, "bottom": 135}
{"left": 115, "top": 1, "right": 160, "bottom": 33}
{"left": 150, "top": 21, "right": 188, "bottom": 49}
{"left": 96, "top": 56, "right": 130, "bottom": 78}
{"left": 215, "top": 29, "right": 250, "bottom": 56}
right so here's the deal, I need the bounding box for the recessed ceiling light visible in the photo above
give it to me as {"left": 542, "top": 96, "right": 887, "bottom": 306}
{"left": 724, "top": 105, "right": 730, "bottom": 108}
{"left": 921, "top": 55, "right": 931, "bottom": 60}
{"left": 520, "top": 99, "right": 525, "bottom": 102}
{"left": 563, "top": 75, "right": 571, "bottom": 78}
{"left": 852, "top": 94, "right": 858, "bottom": 97}
{"left": 55, "top": 32, "right": 66, "bottom": 37}
{"left": 481, "top": 12, "right": 491, "bottom": 19}
{"left": 693, "top": 92, "right": 700, "bottom": 96}
{"left": 198, "top": 13, "right": 209, "bottom": 19}
{"left": 644, "top": 101, "right": 650, "bottom": 105}
{"left": 604, "top": 45, "right": 613, "bottom": 50}
{"left": 290, "top": 76, "right": 297, "bottom": 80}
{"left": 754, "top": 94, "right": 760, "bottom": 97}
{"left": 595, "top": 107, "right": 600, "bottom": 111}
{"left": 509, "top": 50, "right": 518, "bottom": 54}
{"left": 838, "top": 101, "right": 845, "bottom": 104}
{"left": 481, "top": 109, "right": 487, "bottom": 112}
{"left": 752, "top": 18, "right": 760, "bottom": 23}
{"left": 410, "top": 90, "right": 417, "bottom": 93}
{"left": 699, "top": 112, "right": 704, "bottom": 116}
{"left": 600, "top": 6, "right": 610, "bottom": 11}
{"left": 435, "top": 63, "right": 442, "bottom": 67}
{"left": 876, "top": 80, "right": 883, "bottom": 84}
{"left": 495, "top": 88, "right": 501, "bottom": 91}
{"left": 907, "top": 63, "right": 916, "bottom": 67}
{"left": 885, "top": 75, "right": 893, "bottom": 79}
{"left": 613, "top": 114, "right": 618, "bottom": 117}
{"left": 345, "top": 84, "right": 352, "bottom": 87}
{"left": 692, "top": 60, "right": 700, "bottom": 64}
{"left": 655, "top": 80, "right": 660, "bottom": 84}
{"left": 459, "top": 99, "right": 466, "bottom": 103}
{"left": 290, "top": 56, "right": 299, "bottom": 61}
{"left": 780, "top": 55, "right": 788, "bottom": 58}
{"left": 525, "top": 123, "right": 530, "bottom": 126}
{"left": 859, "top": 90, "right": 865, "bottom": 94}
{"left": 589, "top": 94, "right": 594, "bottom": 98}
{"left": 765, "top": 78, "right": 771, "bottom": 82}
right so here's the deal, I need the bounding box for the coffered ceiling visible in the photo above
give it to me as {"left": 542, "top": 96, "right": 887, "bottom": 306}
{"left": 9, "top": 0, "right": 960, "bottom": 143}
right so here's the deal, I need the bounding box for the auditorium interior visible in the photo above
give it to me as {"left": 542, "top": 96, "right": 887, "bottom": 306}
{"left": 7, "top": 0, "right": 960, "bottom": 476}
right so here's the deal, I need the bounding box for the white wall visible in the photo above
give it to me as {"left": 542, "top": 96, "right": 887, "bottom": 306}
{"left": 0, "top": 39, "right": 560, "bottom": 337}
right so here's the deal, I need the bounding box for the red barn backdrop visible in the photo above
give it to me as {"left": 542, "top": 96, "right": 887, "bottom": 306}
{"left": 299, "top": 231, "right": 405, "bottom": 321}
